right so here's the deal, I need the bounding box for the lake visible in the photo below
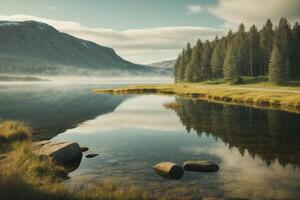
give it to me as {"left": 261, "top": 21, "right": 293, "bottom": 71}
{"left": 0, "top": 82, "right": 300, "bottom": 199}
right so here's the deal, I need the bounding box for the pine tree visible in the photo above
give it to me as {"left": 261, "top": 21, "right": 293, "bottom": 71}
{"left": 211, "top": 43, "right": 223, "bottom": 79}
{"left": 201, "top": 40, "right": 212, "bottom": 80}
{"left": 223, "top": 45, "right": 239, "bottom": 82}
{"left": 226, "top": 30, "right": 234, "bottom": 45}
{"left": 260, "top": 19, "right": 273, "bottom": 75}
{"left": 291, "top": 22, "right": 300, "bottom": 79}
{"left": 190, "top": 40, "right": 202, "bottom": 82}
{"left": 184, "top": 43, "right": 192, "bottom": 65}
{"left": 184, "top": 63, "right": 194, "bottom": 82}
{"left": 174, "top": 54, "right": 181, "bottom": 83}
{"left": 183, "top": 43, "right": 192, "bottom": 81}
{"left": 233, "top": 24, "right": 247, "bottom": 74}
{"left": 177, "top": 48, "right": 186, "bottom": 82}
{"left": 269, "top": 44, "right": 284, "bottom": 84}
{"left": 248, "top": 25, "right": 262, "bottom": 76}
{"left": 273, "top": 18, "right": 291, "bottom": 79}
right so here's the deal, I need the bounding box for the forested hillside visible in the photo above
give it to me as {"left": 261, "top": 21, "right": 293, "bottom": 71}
{"left": 174, "top": 18, "right": 300, "bottom": 84}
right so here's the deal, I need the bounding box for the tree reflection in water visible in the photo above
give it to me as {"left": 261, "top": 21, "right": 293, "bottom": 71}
{"left": 172, "top": 98, "right": 300, "bottom": 169}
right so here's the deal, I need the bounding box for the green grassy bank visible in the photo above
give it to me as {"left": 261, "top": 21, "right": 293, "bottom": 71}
{"left": 94, "top": 78, "right": 300, "bottom": 113}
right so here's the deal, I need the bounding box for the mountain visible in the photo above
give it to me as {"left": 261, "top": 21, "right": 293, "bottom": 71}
{"left": 149, "top": 59, "right": 175, "bottom": 75}
{"left": 149, "top": 59, "right": 176, "bottom": 69}
{"left": 0, "top": 21, "right": 160, "bottom": 76}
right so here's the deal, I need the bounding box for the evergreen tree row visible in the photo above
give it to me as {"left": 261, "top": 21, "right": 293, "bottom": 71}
{"left": 174, "top": 18, "right": 300, "bottom": 84}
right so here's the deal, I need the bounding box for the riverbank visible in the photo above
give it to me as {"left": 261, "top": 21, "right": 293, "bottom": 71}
{"left": 94, "top": 81, "right": 300, "bottom": 113}
{"left": 0, "top": 121, "right": 150, "bottom": 200}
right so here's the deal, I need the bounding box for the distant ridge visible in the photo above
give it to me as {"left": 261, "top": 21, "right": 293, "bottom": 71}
{"left": 149, "top": 59, "right": 175, "bottom": 76}
{"left": 149, "top": 59, "right": 176, "bottom": 69}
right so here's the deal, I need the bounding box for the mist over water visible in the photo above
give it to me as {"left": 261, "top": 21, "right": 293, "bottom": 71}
{"left": 0, "top": 73, "right": 173, "bottom": 84}
{"left": 42, "top": 75, "right": 173, "bottom": 84}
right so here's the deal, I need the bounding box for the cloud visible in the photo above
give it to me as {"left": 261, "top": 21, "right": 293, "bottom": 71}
{"left": 210, "top": 0, "right": 300, "bottom": 28}
{"left": 186, "top": 4, "right": 203, "bottom": 14}
{"left": 0, "top": 14, "right": 225, "bottom": 64}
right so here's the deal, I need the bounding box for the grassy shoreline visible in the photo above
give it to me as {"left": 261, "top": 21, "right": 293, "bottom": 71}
{"left": 0, "top": 121, "right": 151, "bottom": 200}
{"left": 94, "top": 82, "right": 300, "bottom": 113}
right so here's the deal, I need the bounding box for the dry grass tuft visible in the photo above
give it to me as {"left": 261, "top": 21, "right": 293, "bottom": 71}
{"left": 0, "top": 121, "right": 32, "bottom": 142}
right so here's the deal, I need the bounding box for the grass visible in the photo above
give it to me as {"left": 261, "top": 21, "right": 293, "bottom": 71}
{"left": 0, "top": 121, "right": 152, "bottom": 200}
{"left": 94, "top": 78, "right": 300, "bottom": 113}
{"left": 0, "top": 121, "right": 32, "bottom": 142}
{"left": 0, "top": 121, "right": 32, "bottom": 153}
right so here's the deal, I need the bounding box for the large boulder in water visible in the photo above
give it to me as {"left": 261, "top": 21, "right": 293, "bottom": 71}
{"left": 153, "top": 162, "right": 184, "bottom": 180}
{"left": 32, "top": 141, "right": 82, "bottom": 168}
{"left": 183, "top": 161, "right": 219, "bottom": 172}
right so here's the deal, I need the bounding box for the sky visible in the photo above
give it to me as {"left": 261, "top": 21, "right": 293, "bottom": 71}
{"left": 0, "top": 0, "right": 300, "bottom": 64}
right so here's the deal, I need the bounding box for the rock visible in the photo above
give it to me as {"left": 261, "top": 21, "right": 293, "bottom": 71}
{"left": 153, "top": 162, "right": 184, "bottom": 180}
{"left": 85, "top": 153, "right": 99, "bottom": 158}
{"left": 80, "top": 147, "right": 89, "bottom": 152}
{"left": 183, "top": 161, "right": 219, "bottom": 172}
{"left": 32, "top": 141, "right": 82, "bottom": 168}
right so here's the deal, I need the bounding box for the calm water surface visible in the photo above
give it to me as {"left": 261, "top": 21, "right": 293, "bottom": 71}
{"left": 0, "top": 83, "right": 300, "bottom": 199}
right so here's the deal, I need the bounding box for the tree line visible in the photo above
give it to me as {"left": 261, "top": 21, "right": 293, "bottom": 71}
{"left": 174, "top": 18, "right": 300, "bottom": 84}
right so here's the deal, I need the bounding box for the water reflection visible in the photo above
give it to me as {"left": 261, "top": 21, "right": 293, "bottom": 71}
{"left": 173, "top": 98, "right": 300, "bottom": 169}
{"left": 0, "top": 83, "right": 129, "bottom": 139}
{"left": 53, "top": 95, "right": 300, "bottom": 199}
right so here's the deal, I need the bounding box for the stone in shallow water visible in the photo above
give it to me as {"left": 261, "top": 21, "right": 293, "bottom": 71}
{"left": 183, "top": 161, "right": 219, "bottom": 172}
{"left": 85, "top": 153, "right": 99, "bottom": 158}
{"left": 80, "top": 147, "right": 89, "bottom": 152}
{"left": 153, "top": 162, "right": 184, "bottom": 180}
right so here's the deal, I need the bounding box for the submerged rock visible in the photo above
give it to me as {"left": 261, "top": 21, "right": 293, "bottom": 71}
{"left": 32, "top": 141, "right": 82, "bottom": 168}
{"left": 85, "top": 153, "right": 99, "bottom": 158}
{"left": 183, "top": 161, "right": 219, "bottom": 172}
{"left": 80, "top": 147, "right": 89, "bottom": 152}
{"left": 153, "top": 162, "right": 184, "bottom": 180}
